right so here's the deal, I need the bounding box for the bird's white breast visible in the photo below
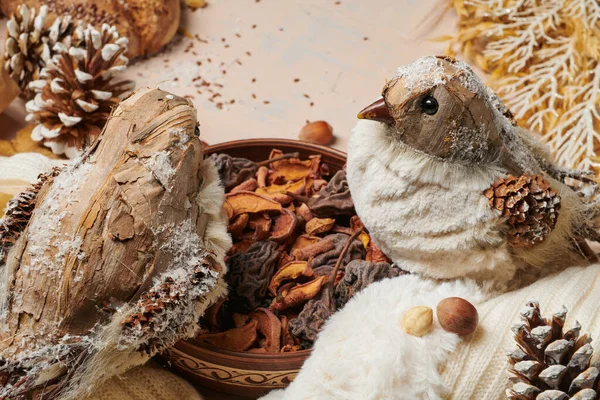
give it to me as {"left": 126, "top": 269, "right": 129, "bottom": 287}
{"left": 347, "top": 120, "right": 517, "bottom": 283}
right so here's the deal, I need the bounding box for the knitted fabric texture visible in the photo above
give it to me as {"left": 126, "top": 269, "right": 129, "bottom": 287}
{"left": 84, "top": 365, "right": 204, "bottom": 400}
{"left": 441, "top": 265, "right": 600, "bottom": 399}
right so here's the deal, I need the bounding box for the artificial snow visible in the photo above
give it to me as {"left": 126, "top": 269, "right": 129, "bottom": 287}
{"left": 25, "top": 157, "right": 93, "bottom": 277}
{"left": 142, "top": 150, "right": 176, "bottom": 190}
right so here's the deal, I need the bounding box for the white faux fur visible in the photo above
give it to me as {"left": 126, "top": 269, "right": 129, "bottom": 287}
{"left": 261, "top": 266, "right": 600, "bottom": 400}
{"left": 262, "top": 275, "right": 487, "bottom": 400}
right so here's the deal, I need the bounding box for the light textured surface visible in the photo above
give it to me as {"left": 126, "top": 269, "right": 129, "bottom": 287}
{"left": 0, "top": 0, "right": 456, "bottom": 154}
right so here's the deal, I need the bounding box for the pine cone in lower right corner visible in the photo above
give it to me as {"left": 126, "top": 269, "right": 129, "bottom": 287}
{"left": 506, "top": 301, "right": 598, "bottom": 400}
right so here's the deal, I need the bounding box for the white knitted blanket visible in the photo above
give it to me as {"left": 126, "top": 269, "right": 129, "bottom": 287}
{"left": 442, "top": 265, "right": 600, "bottom": 399}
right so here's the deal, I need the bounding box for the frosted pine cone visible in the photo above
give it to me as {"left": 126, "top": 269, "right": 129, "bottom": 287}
{"left": 3, "top": 5, "right": 77, "bottom": 98}
{"left": 26, "top": 24, "right": 135, "bottom": 158}
{"left": 506, "top": 301, "right": 598, "bottom": 400}
{"left": 484, "top": 174, "right": 561, "bottom": 248}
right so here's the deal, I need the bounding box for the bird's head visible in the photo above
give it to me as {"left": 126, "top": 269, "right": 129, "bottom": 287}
{"left": 358, "top": 56, "right": 509, "bottom": 165}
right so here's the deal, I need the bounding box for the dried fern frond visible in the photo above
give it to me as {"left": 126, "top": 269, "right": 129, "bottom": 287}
{"left": 448, "top": 0, "right": 600, "bottom": 173}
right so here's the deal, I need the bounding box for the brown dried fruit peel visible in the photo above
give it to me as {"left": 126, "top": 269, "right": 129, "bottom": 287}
{"left": 201, "top": 149, "right": 405, "bottom": 352}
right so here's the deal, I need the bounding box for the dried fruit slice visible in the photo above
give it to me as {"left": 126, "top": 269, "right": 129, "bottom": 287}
{"left": 269, "top": 261, "right": 314, "bottom": 296}
{"left": 269, "top": 149, "right": 321, "bottom": 181}
{"left": 291, "top": 234, "right": 320, "bottom": 252}
{"left": 250, "top": 308, "right": 282, "bottom": 353}
{"left": 225, "top": 191, "right": 283, "bottom": 218}
{"left": 306, "top": 217, "right": 335, "bottom": 235}
{"left": 228, "top": 213, "right": 249, "bottom": 238}
{"left": 271, "top": 208, "right": 298, "bottom": 242}
{"left": 199, "top": 319, "right": 258, "bottom": 351}
{"left": 270, "top": 276, "right": 328, "bottom": 311}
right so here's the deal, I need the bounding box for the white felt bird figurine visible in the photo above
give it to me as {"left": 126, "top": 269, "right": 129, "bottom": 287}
{"left": 260, "top": 56, "right": 600, "bottom": 400}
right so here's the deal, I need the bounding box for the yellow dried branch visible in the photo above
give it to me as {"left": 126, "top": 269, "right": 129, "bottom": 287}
{"left": 447, "top": 0, "right": 600, "bottom": 173}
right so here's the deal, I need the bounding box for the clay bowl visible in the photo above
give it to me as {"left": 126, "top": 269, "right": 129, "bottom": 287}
{"left": 160, "top": 138, "right": 347, "bottom": 399}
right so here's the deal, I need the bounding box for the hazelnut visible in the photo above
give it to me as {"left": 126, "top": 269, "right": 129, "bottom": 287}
{"left": 299, "top": 121, "right": 334, "bottom": 145}
{"left": 436, "top": 297, "right": 478, "bottom": 336}
{"left": 401, "top": 306, "right": 433, "bottom": 337}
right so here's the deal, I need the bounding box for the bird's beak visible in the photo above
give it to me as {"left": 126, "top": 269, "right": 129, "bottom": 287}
{"left": 357, "top": 97, "right": 394, "bottom": 124}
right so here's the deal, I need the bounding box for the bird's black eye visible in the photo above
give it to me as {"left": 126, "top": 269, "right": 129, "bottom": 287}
{"left": 420, "top": 96, "right": 438, "bottom": 115}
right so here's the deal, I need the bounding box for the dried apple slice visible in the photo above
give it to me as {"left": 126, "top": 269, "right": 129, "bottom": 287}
{"left": 247, "top": 347, "right": 268, "bottom": 353}
{"left": 232, "top": 313, "right": 251, "bottom": 328}
{"left": 270, "top": 208, "right": 298, "bottom": 242}
{"left": 269, "top": 261, "right": 314, "bottom": 296}
{"left": 279, "top": 315, "right": 295, "bottom": 349}
{"left": 269, "top": 276, "right": 327, "bottom": 311}
{"left": 295, "top": 203, "right": 314, "bottom": 224}
{"left": 268, "top": 149, "right": 321, "bottom": 181}
{"left": 291, "top": 234, "right": 320, "bottom": 252}
{"left": 228, "top": 213, "right": 249, "bottom": 238}
{"left": 228, "top": 240, "right": 253, "bottom": 255}
{"left": 225, "top": 191, "right": 282, "bottom": 218}
{"left": 230, "top": 178, "right": 259, "bottom": 193}
{"left": 203, "top": 297, "right": 227, "bottom": 332}
{"left": 305, "top": 217, "right": 335, "bottom": 235}
{"left": 367, "top": 241, "right": 391, "bottom": 263}
{"left": 292, "top": 237, "right": 335, "bottom": 260}
{"left": 198, "top": 319, "right": 258, "bottom": 351}
{"left": 277, "top": 282, "right": 297, "bottom": 298}
{"left": 249, "top": 308, "right": 282, "bottom": 353}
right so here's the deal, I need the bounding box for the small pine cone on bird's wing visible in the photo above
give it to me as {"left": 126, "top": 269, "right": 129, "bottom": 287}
{"left": 484, "top": 175, "right": 561, "bottom": 248}
{"left": 506, "top": 301, "right": 598, "bottom": 400}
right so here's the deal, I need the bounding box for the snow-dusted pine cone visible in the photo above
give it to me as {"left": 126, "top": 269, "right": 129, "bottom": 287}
{"left": 3, "top": 5, "right": 77, "bottom": 98}
{"left": 506, "top": 301, "right": 597, "bottom": 400}
{"left": 484, "top": 174, "right": 561, "bottom": 248}
{"left": 25, "top": 23, "right": 135, "bottom": 158}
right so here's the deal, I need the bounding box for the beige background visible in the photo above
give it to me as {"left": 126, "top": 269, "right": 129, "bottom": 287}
{"left": 1, "top": 0, "right": 456, "bottom": 153}
{"left": 0, "top": 1, "right": 457, "bottom": 398}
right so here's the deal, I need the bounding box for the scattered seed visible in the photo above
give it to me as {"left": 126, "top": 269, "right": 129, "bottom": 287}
{"left": 294, "top": 78, "right": 300, "bottom": 83}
